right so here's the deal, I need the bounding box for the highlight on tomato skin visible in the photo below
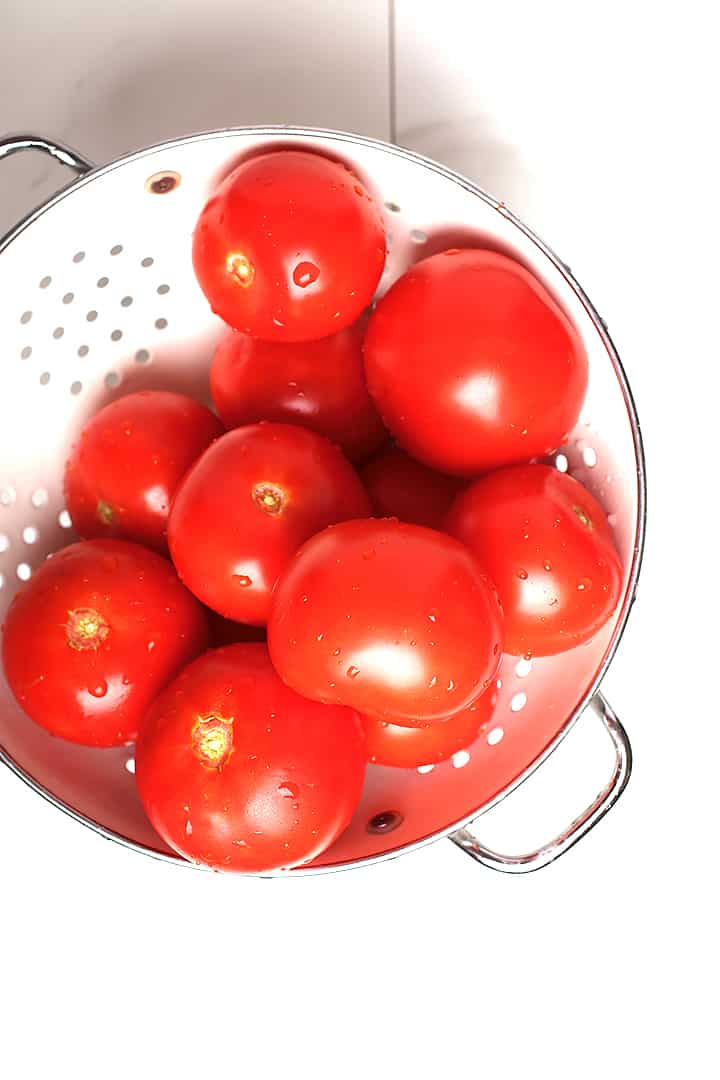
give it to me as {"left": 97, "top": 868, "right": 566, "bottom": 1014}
{"left": 1, "top": 539, "right": 210, "bottom": 747}
{"left": 210, "top": 318, "right": 388, "bottom": 464}
{"left": 192, "top": 150, "right": 387, "bottom": 342}
{"left": 363, "top": 248, "right": 588, "bottom": 476}
{"left": 134, "top": 643, "right": 367, "bottom": 873}
{"left": 363, "top": 685, "right": 498, "bottom": 768}
{"left": 445, "top": 463, "right": 623, "bottom": 657}
{"left": 268, "top": 518, "right": 504, "bottom": 726}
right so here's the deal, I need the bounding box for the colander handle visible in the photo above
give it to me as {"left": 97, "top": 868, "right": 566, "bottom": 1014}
{"left": 0, "top": 134, "right": 92, "bottom": 176}
{"left": 449, "top": 692, "right": 631, "bottom": 873}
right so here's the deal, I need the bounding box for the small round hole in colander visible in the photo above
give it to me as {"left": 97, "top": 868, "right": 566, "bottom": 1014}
{"left": 0, "top": 127, "right": 644, "bottom": 875}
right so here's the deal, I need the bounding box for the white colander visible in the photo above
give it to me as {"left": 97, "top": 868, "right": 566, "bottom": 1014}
{"left": 0, "top": 127, "right": 645, "bottom": 875}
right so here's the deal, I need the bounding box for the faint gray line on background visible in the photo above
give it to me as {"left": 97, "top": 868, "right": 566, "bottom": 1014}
{"left": 388, "top": 0, "right": 397, "bottom": 143}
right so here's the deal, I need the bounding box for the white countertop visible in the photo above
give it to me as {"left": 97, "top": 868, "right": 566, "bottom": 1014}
{"left": 1, "top": 2, "right": 716, "bottom": 1076}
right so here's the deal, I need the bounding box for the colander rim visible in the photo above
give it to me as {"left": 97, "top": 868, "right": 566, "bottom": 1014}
{"left": 0, "top": 125, "right": 647, "bottom": 876}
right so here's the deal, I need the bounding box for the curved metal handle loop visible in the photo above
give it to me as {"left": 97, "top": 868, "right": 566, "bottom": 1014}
{"left": 0, "top": 134, "right": 93, "bottom": 175}
{"left": 449, "top": 693, "right": 631, "bottom": 873}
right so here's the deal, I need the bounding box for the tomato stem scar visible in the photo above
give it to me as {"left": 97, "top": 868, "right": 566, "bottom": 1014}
{"left": 226, "top": 253, "right": 255, "bottom": 287}
{"left": 253, "top": 483, "right": 285, "bottom": 516}
{"left": 97, "top": 500, "right": 115, "bottom": 525}
{"left": 192, "top": 714, "right": 234, "bottom": 769}
{"left": 66, "top": 607, "right": 110, "bottom": 651}
{"left": 572, "top": 505, "right": 593, "bottom": 529}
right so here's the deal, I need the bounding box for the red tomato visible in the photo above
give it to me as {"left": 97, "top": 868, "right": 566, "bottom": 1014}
{"left": 445, "top": 464, "right": 623, "bottom": 656}
{"left": 268, "top": 519, "right": 503, "bottom": 725}
{"left": 1, "top": 540, "right": 209, "bottom": 747}
{"left": 363, "top": 686, "right": 497, "bottom": 768}
{"left": 64, "top": 391, "right": 224, "bottom": 552}
{"left": 168, "top": 423, "right": 372, "bottom": 625}
{"left": 135, "top": 643, "right": 366, "bottom": 873}
{"left": 364, "top": 249, "right": 588, "bottom": 475}
{"left": 211, "top": 319, "right": 387, "bottom": 463}
{"left": 192, "top": 150, "right": 386, "bottom": 342}
{"left": 361, "top": 445, "right": 464, "bottom": 528}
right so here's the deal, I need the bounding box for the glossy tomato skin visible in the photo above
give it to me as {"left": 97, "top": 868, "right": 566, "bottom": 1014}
{"left": 268, "top": 519, "right": 503, "bottom": 725}
{"left": 192, "top": 150, "right": 386, "bottom": 342}
{"left": 211, "top": 319, "right": 387, "bottom": 463}
{"left": 445, "top": 464, "right": 623, "bottom": 656}
{"left": 1, "top": 540, "right": 209, "bottom": 747}
{"left": 363, "top": 686, "right": 497, "bottom": 768}
{"left": 135, "top": 643, "right": 366, "bottom": 873}
{"left": 364, "top": 249, "right": 588, "bottom": 475}
{"left": 168, "top": 423, "right": 372, "bottom": 625}
{"left": 64, "top": 391, "right": 224, "bottom": 552}
{"left": 361, "top": 445, "right": 464, "bottom": 528}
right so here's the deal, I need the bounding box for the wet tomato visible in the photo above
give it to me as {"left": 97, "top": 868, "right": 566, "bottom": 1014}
{"left": 268, "top": 518, "right": 503, "bottom": 725}
{"left": 445, "top": 464, "right": 623, "bottom": 656}
{"left": 135, "top": 643, "right": 366, "bottom": 873}
{"left": 193, "top": 150, "right": 386, "bottom": 341}
{"left": 168, "top": 423, "right": 371, "bottom": 625}
{"left": 363, "top": 686, "right": 497, "bottom": 768}
{"left": 1, "top": 539, "right": 209, "bottom": 746}
{"left": 364, "top": 249, "right": 588, "bottom": 475}
{"left": 360, "top": 444, "right": 464, "bottom": 528}
{"left": 211, "top": 319, "right": 387, "bottom": 463}
{"left": 64, "top": 391, "right": 224, "bottom": 552}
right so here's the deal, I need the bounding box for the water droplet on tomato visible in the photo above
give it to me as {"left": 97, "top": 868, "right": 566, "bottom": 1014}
{"left": 543, "top": 561, "right": 552, "bottom": 572}
{"left": 517, "top": 569, "right": 528, "bottom": 580}
{"left": 428, "top": 675, "right": 438, "bottom": 688}
{"left": 88, "top": 680, "right": 107, "bottom": 698}
{"left": 332, "top": 647, "right": 341, "bottom": 657}
{"left": 147, "top": 640, "right": 156, "bottom": 653}
{"left": 577, "top": 578, "right": 592, "bottom": 591}
{"left": 278, "top": 781, "right": 299, "bottom": 799}
{"left": 292, "top": 261, "right": 320, "bottom": 288}
{"left": 232, "top": 574, "right": 252, "bottom": 587}
{"left": 347, "top": 665, "right": 360, "bottom": 680}
{"left": 185, "top": 820, "right": 193, "bottom": 836}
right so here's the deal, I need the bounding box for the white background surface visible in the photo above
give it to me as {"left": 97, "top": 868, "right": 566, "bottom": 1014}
{"left": 1, "top": 2, "right": 718, "bottom": 1077}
